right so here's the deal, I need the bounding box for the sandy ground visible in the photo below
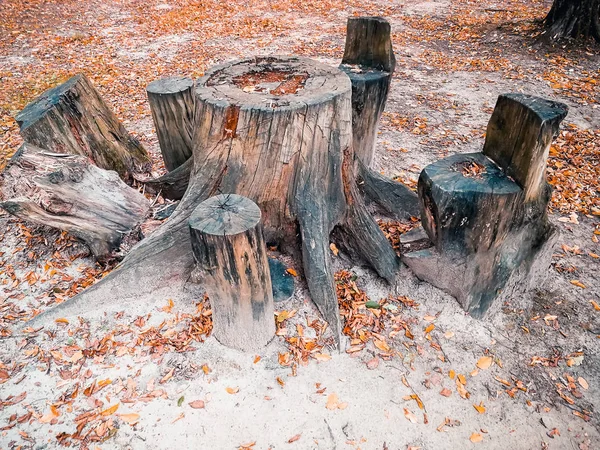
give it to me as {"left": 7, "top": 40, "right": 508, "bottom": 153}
{"left": 0, "top": 0, "right": 599, "bottom": 449}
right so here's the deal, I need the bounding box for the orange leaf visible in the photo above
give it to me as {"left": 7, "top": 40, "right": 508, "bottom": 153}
{"left": 100, "top": 403, "right": 119, "bottom": 416}
{"left": 476, "top": 356, "right": 493, "bottom": 370}
{"left": 424, "top": 324, "right": 435, "bottom": 334}
{"left": 403, "top": 408, "right": 418, "bottom": 423}
{"left": 288, "top": 433, "right": 302, "bottom": 443}
{"left": 326, "top": 393, "right": 339, "bottom": 410}
{"left": 473, "top": 402, "right": 486, "bottom": 414}
{"left": 119, "top": 413, "right": 140, "bottom": 424}
{"left": 590, "top": 300, "right": 600, "bottom": 311}
{"left": 189, "top": 400, "right": 205, "bottom": 409}
{"left": 286, "top": 268, "right": 298, "bottom": 277}
{"left": 226, "top": 387, "right": 240, "bottom": 394}
{"left": 470, "top": 433, "right": 483, "bottom": 443}
{"left": 448, "top": 370, "right": 456, "bottom": 379}
{"left": 55, "top": 318, "right": 69, "bottom": 324}
{"left": 253, "top": 355, "right": 261, "bottom": 364}
{"left": 571, "top": 280, "right": 586, "bottom": 289}
{"left": 329, "top": 243, "right": 339, "bottom": 256}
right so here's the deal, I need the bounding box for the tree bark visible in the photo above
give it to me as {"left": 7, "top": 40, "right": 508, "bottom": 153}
{"left": 15, "top": 74, "right": 151, "bottom": 179}
{"left": 189, "top": 194, "right": 274, "bottom": 351}
{"left": 339, "top": 17, "right": 419, "bottom": 220}
{"left": 147, "top": 77, "right": 195, "bottom": 172}
{"left": 403, "top": 94, "right": 568, "bottom": 317}
{"left": 1, "top": 144, "right": 150, "bottom": 261}
{"left": 27, "top": 56, "right": 399, "bottom": 345}
{"left": 543, "top": 0, "right": 600, "bottom": 42}
{"left": 143, "top": 155, "right": 192, "bottom": 200}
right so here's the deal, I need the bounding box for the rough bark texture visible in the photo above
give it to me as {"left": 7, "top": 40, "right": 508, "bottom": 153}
{"left": 189, "top": 194, "right": 274, "bottom": 351}
{"left": 339, "top": 17, "right": 419, "bottom": 220}
{"left": 143, "top": 156, "right": 192, "bottom": 200}
{"left": 339, "top": 16, "right": 395, "bottom": 168}
{"left": 147, "top": 77, "right": 195, "bottom": 172}
{"left": 0, "top": 144, "right": 150, "bottom": 261}
{"left": 15, "top": 74, "right": 150, "bottom": 179}
{"left": 544, "top": 0, "right": 600, "bottom": 42}
{"left": 403, "top": 94, "right": 568, "bottom": 317}
{"left": 28, "top": 56, "right": 399, "bottom": 345}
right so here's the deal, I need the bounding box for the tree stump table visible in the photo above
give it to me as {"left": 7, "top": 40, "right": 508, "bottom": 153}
{"left": 33, "top": 56, "right": 400, "bottom": 346}
{"left": 189, "top": 194, "right": 274, "bottom": 351}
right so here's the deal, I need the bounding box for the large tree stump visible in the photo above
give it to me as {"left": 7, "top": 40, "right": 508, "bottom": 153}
{"left": 189, "top": 194, "right": 274, "bottom": 351}
{"left": 339, "top": 17, "right": 419, "bottom": 220}
{"left": 1, "top": 144, "right": 150, "bottom": 261}
{"left": 147, "top": 77, "right": 195, "bottom": 172}
{"left": 29, "top": 56, "right": 400, "bottom": 345}
{"left": 403, "top": 94, "right": 568, "bottom": 317}
{"left": 15, "top": 74, "right": 150, "bottom": 179}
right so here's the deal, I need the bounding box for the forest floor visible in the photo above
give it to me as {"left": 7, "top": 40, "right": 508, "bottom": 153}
{"left": 0, "top": 0, "right": 599, "bottom": 449}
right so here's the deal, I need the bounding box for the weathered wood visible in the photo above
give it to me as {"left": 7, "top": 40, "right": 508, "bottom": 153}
{"left": 147, "top": 77, "right": 195, "bottom": 172}
{"left": 543, "top": 0, "right": 600, "bottom": 42}
{"left": 340, "top": 16, "right": 395, "bottom": 167}
{"left": 15, "top": 74, "right": 150, "bottom": 179}
{"left": 357, "top": 160, "right": 420, "bottom": 220}
{"left": 189, "top": 194, "right": 274, "bottom": 351}
{"left": 143, "top": 156, "right": 192, "bottom": 200}
{"left": 403, "top": 94, "right": 568, "bottom": 317}
{"left": 29, "top": 56, "right": 400, "bottom": 345}
{"left": 1, "top": 143, "right": 150, "bottom": 261}
{"left": 483, "top": 93, "right": 568, "bottom": 201}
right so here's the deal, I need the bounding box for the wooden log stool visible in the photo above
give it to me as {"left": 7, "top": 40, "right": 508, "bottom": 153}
{"left": 189, "top": 194, "right": 275, "bottom": 351}
{"left": 404, "top": 94, "right": 568, "bottom": 317}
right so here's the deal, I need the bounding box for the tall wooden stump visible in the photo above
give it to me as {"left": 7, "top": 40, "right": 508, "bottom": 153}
{"left": 404, "top": 94, "right": 568, "bottom": 317}
{"left": 189, "top": 194, "right": 274, "bottom": 351}
{"left": 30, "top": 56, "right": 400, "bottom": 346}
{"left": 147, "top": 77, "right": 195, "bottom": 172}
{"left": 15, "top": 74, "right": 150, "bottom": 179}
{"left": 340, "top": 17, "right": 419, "bottom": 220}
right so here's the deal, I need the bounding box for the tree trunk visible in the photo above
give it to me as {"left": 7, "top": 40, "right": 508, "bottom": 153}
{"left": 15, "top": 74, "right": 151, "bottom": 179}
{"left": 189, "top": 194, "right": 274, "bottom": 351}
{"left": 143, "top": 156, "right": 192, "bottom": 200}
{"left": 27, "top": 56, "right": 400, "bottom": 345}
{"left": 339, "top": 17, "right": 419, "bottom": 220}
{"left": 544, "top": 0, "right": 600, "bottom": 42}
{"left": 1, "top": 144, "right": 150, "bottom": 261}
{"left": 147, "top": 77, "right": 195, "bottom": 172}
{"left": 403, "top": 94, "right": 568, "bottom": 317}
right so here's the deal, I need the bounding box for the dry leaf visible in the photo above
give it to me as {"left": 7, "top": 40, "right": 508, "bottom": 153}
{"left": 473, "top": 402, "right": 486, "bottom": 414}
{"left": 470, "top": 432, "right": 483, "bottom": 443}
{"left": 571, "top": 280, "right": 586, "bottom": 289}
{"left": 440, "top": 388, "right": 452, "bottom": 397}
{"left": 313, "top": 353, "right": 332, "bottom": 362}
{"left": 444, "top": 331, "right": 455, "bottom": 339}
{"left": 288, "top": 433, "right": 301, "bottom": 443}
{"left": 476, "top": 356, "right": 493, "bottom": 370}
{"left": 160, "top": 367, "right": 175, "bottom": 384}
{"left": 326, "top": 393, "right": 339, "bottom": 410}
{"left": 286, "top": 268, "right": 298, "bottom": 277}
{"left": 457, "top": 374, "right": 467, "bottom": 385}
{"left": 448, "top": 369, "right": 456, "bottom": 379}
{"left": 189, "top": 400, "right": 205, "bottom": 409}
{"left": 226, "top": 387, "right": 240, "bottom": 394}
{"left": 404, "top": 408, "right": 418, "bottom": 423}
{"left": 55, "top": 318, "right": 69, "bottom": 324}
{"left": 366, "top": 357, "right": 380, "bottom": 370}
{"left": 253, "top": 355, "right": 261, "bottom": 364}
{"left": 329, "top": 243, "right": 339, "bottom": 256}
{"left": 590, "top": 300, "right": 600, "bottom": 311}
{"left": 578, "top": 377, "right": 589, "bottom": 390}
{"left": 100, "top": 403, "right": 119, "bottom": 416}
{"left": 119, "top": 413, "right": 140, "bottom": 424}
{"left": 424, "top": 323, "right": 435, "bottom": 334}
{"left": 337, "top": 402, "right": 348, "bottom": 410}
{"left": 456, "top": 378, "right": 469, "bottom": 399}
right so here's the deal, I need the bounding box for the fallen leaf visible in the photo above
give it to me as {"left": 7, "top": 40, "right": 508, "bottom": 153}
{"left": 366, "top": 357, "right": 379, "bottom": 370}
{"left": 288, "top": 433, "right": 302, "bottom": 443}
{"left": 425, "top": 324, "right": 435, "bottom": 334}
{"left": 578, "top": 377, "right": 589, "bottom": 390}
{"left": 470, "top": 432, "right": 483, "bottom": 443}
{"left": 100, "top": 403, "right": 119, "bottom": 416}
{"left": 276, "top": 376, "right": 285, "bottom": 387}
{"left": 448, "top": 370, "right": 456, "bottom": 379}
{"left": 253, "top": 355, "right": 261, "bottom": 364}
{"left": 404, "top": 408, "right": 418, "bottom": 423}
{"left": 440, "top": 388, "right": 452, "bottom": 397}
{"left": 326, "top": 393, "right": 339, "bottom": 410}
{"left": 329, "top": 243, "right": 339, "bottom": 256}
{"left": 119, "top": 413, "right": 140, "bottom": 424}
{"left": 286, "top": 268, "right": 298, "bottom": 277}
{"left": 160, "top": 367, "right": 174, "bottom": 384}
{"left": 444, "top": 331, "right": 455, "bottom": 339}
{"left": 476, "top": 356, "right": 493, "bottom": 370}
{"left": 456, "top": 378, "right": 469, "bottom": 399}
{"left": 189, "top": 400, "right": 205, "bottom": 409}
{"left": 571, "top": 280, "right": 586, "bottom": 289}
{"left": 337, "top": 402, "right": 348, "bottom": 410}
{"left": 590, "top": 300, "right": 600, "bottom": 311}
{"left": 457, "top": 374, "right": 467, "bottom": 385}
{"left": 473, "top": 402, "right": 486, "bottom": 414}
{"left": 55, "top": 318, "right": 69, "bottom": 324}
{"left": 177, "top": 396, "right": 185, "bottom": 406}
{"left": 226, "top": 387, "right": 240, "bottom": 394}
{"left": 313, "top": 353, "right": 331, "bottom": 362}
